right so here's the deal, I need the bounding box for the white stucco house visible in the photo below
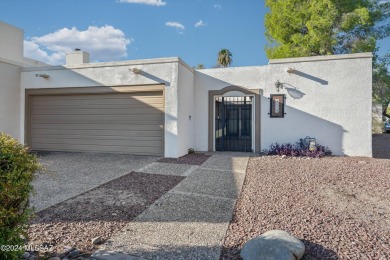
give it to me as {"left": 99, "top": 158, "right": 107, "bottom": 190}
{"left": 0, "top": 21, "right": 373, "bottom": 158}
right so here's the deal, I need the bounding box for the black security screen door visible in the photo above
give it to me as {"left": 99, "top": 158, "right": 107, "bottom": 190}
{"left": 215, "top": 96, "right": 253, "bottom": 152}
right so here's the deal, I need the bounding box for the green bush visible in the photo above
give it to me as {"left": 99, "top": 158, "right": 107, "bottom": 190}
{"left": 372, "top": 117, "right": 383, "bottom": 134}
{"left": 0, "top": 133, "right": 41, "bottom": 259}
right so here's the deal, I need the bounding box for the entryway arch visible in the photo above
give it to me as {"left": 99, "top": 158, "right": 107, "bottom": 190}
{"left": 208, "top": 86, "right": 260, "bottom": 153}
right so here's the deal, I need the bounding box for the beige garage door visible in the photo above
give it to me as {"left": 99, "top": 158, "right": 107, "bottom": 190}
{"left": 28, "top": 91, "right": 164, "bottom": 156}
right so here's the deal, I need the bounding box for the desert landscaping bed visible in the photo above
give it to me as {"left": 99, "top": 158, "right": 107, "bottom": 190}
{"left": 221, "top": 155, "right": 390, "bottom": 259}
{"left": 27, "top": 171, "right": 184, "bottom": 259}
{"left": 157, "top": 153, "right": 211, "bottom": 165}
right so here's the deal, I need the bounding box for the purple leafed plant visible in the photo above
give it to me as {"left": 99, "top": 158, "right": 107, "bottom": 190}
{"left": 267, "top": 141, "right": 332, "bottom": 158}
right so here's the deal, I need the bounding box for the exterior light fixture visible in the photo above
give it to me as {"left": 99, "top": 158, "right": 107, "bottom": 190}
{"left": 275, "top": 80, "right": 283, "bottom": 92}
{"left": 131, "top": 68, "right": 141, "bottom": 74}
{"left": 35, "top": 74, "right": 50, "bottom": 79}
{"left": 301, "top": 136, "right": 316, "bottom": 151}
{"left": 286, "top": 68, "right": 294, "bottom": 73}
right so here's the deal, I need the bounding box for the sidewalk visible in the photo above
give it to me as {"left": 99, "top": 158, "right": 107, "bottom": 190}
{"left": 92, "top": 153, "right": 250, "bottom": 260}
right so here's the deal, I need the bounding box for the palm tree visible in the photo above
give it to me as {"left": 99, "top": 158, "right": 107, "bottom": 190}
{"left": 217, "top": 49, "right": 233, "bottom": 67}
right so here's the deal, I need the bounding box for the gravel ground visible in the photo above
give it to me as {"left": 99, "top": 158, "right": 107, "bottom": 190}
{"left": 158, "top": 153, "right": 211, "bottom": 165}
{"left": 221, "top": 155, "right": 390, "bottom": 259}
{"left": 28, "top": 172, "right": 184, "bottom": 258}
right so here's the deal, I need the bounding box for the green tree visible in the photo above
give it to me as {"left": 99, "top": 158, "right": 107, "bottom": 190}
{"left": 264, "top": 0, "right": 390, "bottom": 59}
{"left": 195, "top": 64, "right": 205, "bottom": 69}
{"left": 217, "top": 49, "right": 233, "bottom": 67}
{"left": 373, "top": 54, "right": 390, "bottom": 117}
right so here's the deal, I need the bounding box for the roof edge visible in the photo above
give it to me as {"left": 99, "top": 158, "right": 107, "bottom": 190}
{"left": 0, "top": 56, "right": 23, "bottom": 67}
{"left": 269, "top": 52, "right": 373, "bottom": 64}
{"left": 64, "top": 57, "right": 183, "bottom": 69}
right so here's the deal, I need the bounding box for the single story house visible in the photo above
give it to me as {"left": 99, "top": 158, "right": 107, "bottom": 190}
{"left": 0, "top": 21, "right": 373, "bottom": 158}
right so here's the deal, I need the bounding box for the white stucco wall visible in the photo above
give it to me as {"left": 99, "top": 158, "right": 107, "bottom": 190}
{"left": 0, "top": 21, "right": 23, "bottom": 63}
{"left": 0, "top": 61, "right": 21, "bottom": 140}
{"left": 177, "top": 61, "right": 195, "bottom": 156}
{"left": 195, "top": 53, "right": 372, "bottom": 157}
{"left": 194, "top": 66, "right": 267, "bottom": 152}
{"left": 0, "top": 22, "right": 24, "bottom": 140}
{"left": 20, "top": 58, "right": 186, "bottom": 157}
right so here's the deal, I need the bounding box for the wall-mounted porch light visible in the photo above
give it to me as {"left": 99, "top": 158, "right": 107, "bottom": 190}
{"left": 275, "top": 80, "right": 283, "bottom": 92}
{"left": 35, "top": 74, "right": 50, "bottom": 79}
{"left": 131, "top": 68, "right": 141, "bottom": 74}
{"left": 286, "top": 68, "right": 294, "bottom": 73}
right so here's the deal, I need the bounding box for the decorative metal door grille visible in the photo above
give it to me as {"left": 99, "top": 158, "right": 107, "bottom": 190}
{"left": 215, "top": 96, "right": 253, "bottom": 152}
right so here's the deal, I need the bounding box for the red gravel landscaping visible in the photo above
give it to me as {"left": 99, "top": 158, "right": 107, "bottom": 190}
{"left": 157, "top": 153, "right": 211, "bottom": 165}
{"left": 221, "top": 154, "right": 390, "bottom": 259}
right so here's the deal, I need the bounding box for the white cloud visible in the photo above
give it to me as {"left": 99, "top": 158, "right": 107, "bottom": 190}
{"left": 194, "top": 20, "right": 207, "bottom": 28}
{"left": 165, "top": 21, "right": 185, "bottom": 31}
{"left": 118, "top": 0, "right": 166, "bottom": 6}
{"left": 24, "top": 25, "right": 132, "bottom": 65}
{"left": 24, "top": 40, "right": 64, "bottom": 65}
{"left": 214, "top": 4, "right": 221, "bottom": 9}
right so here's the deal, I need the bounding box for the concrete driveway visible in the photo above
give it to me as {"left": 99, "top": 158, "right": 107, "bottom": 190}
{"left": 31, "top": 152, "right": 159, "bottom": 212}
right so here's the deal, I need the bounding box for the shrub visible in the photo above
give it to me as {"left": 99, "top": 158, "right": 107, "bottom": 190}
{"left": 266, "top": 141, "right": 332, "bottom": 158}
{"left": 0, "top": 133, "right": 41, "bottom": 259}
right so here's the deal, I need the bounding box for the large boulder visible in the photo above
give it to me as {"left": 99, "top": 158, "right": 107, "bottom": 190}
{"left": 240, "top": 230, "right": 305, "bottom": 260}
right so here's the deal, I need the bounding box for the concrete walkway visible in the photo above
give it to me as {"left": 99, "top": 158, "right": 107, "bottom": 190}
{"left": 92, "top": 152, "right": 250, "bottom": 260}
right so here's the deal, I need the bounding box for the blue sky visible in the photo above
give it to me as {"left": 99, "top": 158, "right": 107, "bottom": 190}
{"left": 0, "top": 0, "right": 388, "bottom": 68}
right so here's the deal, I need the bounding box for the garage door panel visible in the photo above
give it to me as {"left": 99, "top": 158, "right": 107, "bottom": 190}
{"left": 31, "top": 123, "right": 163, "bottom": 131}
{"left": 32, "top": 92, "right": 162, "bottom": 100}
{"left": 28, "top": 91, "right": 164, "bottom": 155}
{"left": 31, "top": 144, "right": 162, "bottom": 156}
{"left": 32, "top": 103, "right": 163, "bottom": 110}
{"left": 31, "top": 108, "right": 163, "bottom": 115}
{"left": 32, "top": 95, "right": 163, "bottom": 105}
{"left": 31, "top": 135, "right": 162, "bottom": 141}
{"left": 32, "top": 138, "right": 162, "bottom": 147}
{"left": 31, "top": 124, "right": 163, "bottom": 131}
{"left": 31, "top": 100, "right": 163, "bottom": 107}
{"left": 31, "top": 115, "right": 163, "bottom": 124}
{"left": 31, "top": 129, "right": 163, "bottom": 137}
{"left": 31, "top": 97, "right": 163, "bottom": 105}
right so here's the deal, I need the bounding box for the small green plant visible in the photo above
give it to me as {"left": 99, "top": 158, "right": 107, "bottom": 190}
{"left": 0, "top": 133, "right": 41, "bottom": 259}
{"left": 188, "top": 148, "right": 195, "bottom": 154}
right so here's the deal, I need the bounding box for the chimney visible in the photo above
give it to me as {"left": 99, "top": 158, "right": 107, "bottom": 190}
{"left": 66, "top": 48, "right": 90, "bottom": 66}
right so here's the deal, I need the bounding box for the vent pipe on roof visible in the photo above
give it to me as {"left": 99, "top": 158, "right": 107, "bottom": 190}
{"left": 66, "top": 48, "right": 90, "bottom": 66}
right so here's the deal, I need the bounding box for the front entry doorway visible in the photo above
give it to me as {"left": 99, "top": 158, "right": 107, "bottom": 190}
{"left": 215, "top": 96, "right": 253, "bottom": 152}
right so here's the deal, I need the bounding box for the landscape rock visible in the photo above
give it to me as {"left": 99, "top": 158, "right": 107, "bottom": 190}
{"left": 68, "top": 249, "right": 80, "bottom": 258}
{"left": 22, "top": 252, "right": 30, "bottom": 259}
{"left": 240, "top": 230, "right": 305, "bottom": 260}
{"left": 62, "top": 246, "right": 74, "bottom": 255}
{"left": 48, "top": 257, "right": 61, "bottom": 260}
{"left": 92, "top": 236, "right": 102, "bottom": 245}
